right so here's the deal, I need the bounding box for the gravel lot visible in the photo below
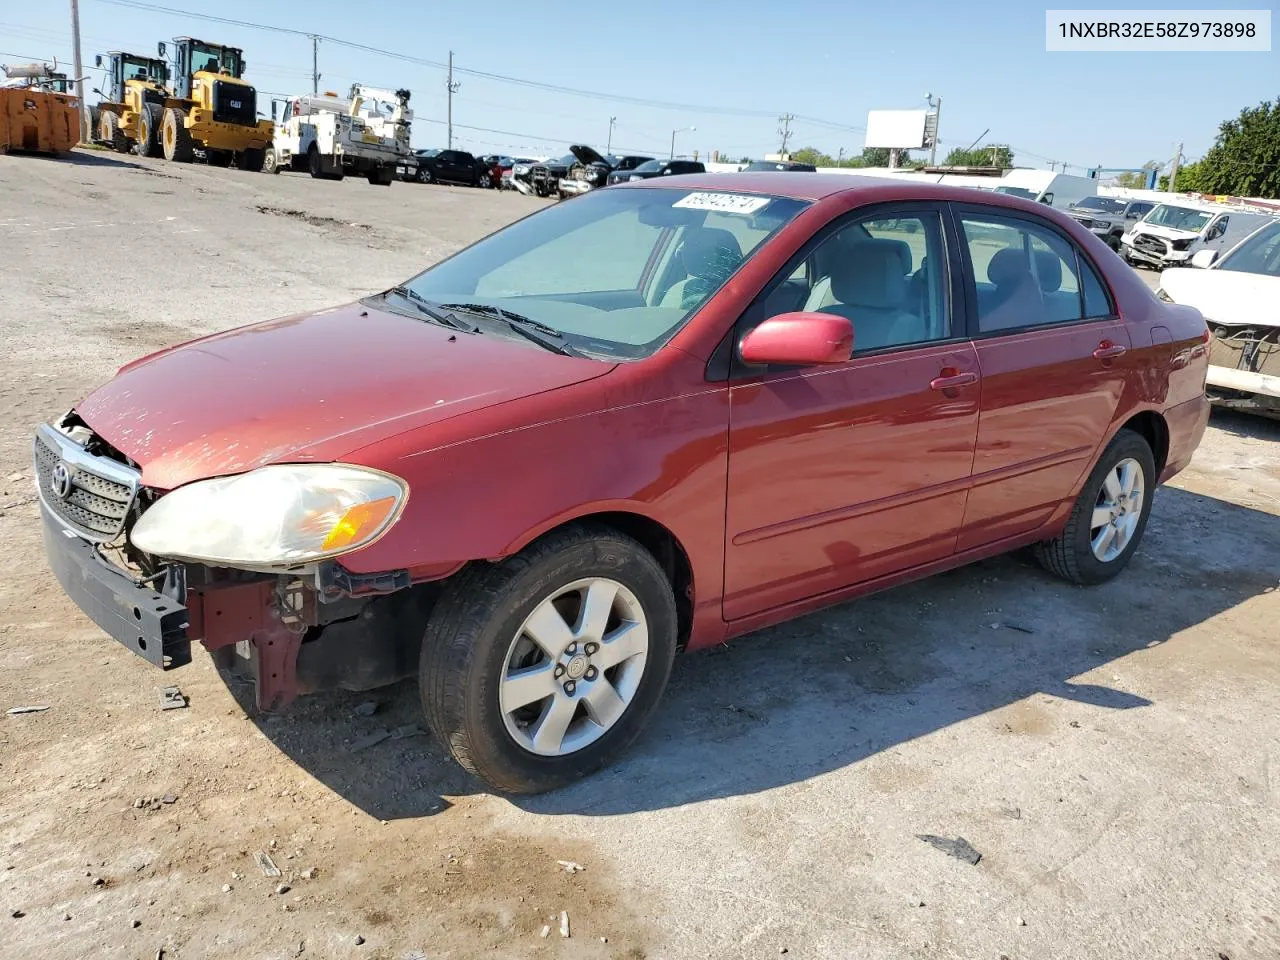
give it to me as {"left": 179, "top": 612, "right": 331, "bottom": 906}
{"left": 1, "top": 150, "right": 1278, "bottom": 960}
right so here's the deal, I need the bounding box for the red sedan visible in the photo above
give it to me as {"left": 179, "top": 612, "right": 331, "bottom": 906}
{"left": 33, "top": 174, "right": 1211, "bottom": 793}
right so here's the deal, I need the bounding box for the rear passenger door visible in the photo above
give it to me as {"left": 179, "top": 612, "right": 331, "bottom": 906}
{"left": 953, "top": 206, "right": 1132, "bottom": 551}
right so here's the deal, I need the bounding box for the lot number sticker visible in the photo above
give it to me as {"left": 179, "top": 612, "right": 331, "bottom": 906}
{"left": 673, "top": 192, "right": 771, "bottom": 215}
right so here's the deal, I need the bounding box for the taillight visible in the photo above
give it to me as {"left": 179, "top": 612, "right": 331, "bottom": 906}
{"left": 1201, "top": 328, "right": 1211, "bottom": 344}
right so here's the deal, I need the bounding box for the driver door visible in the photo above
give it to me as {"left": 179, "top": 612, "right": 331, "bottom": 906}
{"left": 722, "top": 205, "right": 980, "bottom": 621}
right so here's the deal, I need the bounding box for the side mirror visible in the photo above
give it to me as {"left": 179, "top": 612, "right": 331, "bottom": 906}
{"left": 739, "top": 312, "right": 853, "bottom": 366}
{"left": 157, "top": 41, "right": 166, "bottom": 58}
{"left": 94, "top": 54, "right": 102, "bottom": 67}
{"left": 1190, "top": 249, "right": 1218, "bottom": 269}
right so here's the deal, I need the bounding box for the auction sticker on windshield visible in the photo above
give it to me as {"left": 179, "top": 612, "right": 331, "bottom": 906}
{"left": 673, "top": 192, "right": 772, "bottom": 215}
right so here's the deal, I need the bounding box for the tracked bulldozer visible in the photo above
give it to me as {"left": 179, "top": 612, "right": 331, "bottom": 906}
{"left": 93, "top": 51, "right": 170, "bottom": 156}
{"left": 154, "top": 37, "right": 273, "bottom": 170}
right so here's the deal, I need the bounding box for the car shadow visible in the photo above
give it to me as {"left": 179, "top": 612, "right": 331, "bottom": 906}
{"left": 48, "top": 149, "right": 146, "bottom": 170}
{"left": 1208, "top": 407, "right": 1280, "bottom": 441}
{"left": 231, "top": 484, "right": 1280, "bottom": 820}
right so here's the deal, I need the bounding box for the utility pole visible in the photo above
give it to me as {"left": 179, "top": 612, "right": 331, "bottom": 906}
{"left": 776, "top": 113, "right": 794, "bottom": 157}
{"left": 607, "top": 116, "right": 616, "bottom": 154}
{"left": 445, "top": 50, "right": 461, "bottom": 149}
{"left": 310, "top": 36, "right": 319, "bottom": 94}
{"left": 1167, "top": 141, "right": 1183, "bottom": 192}
{"left": 69, "top": 0, "right": 88, "bottom": 143}
{"left": 926, "top": 93, "right": 942, "bottom": 166}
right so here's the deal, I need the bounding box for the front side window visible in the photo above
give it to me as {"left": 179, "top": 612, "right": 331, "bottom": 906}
{"left": 401, "top": 188, "right": 809, "bottom": 358}
{"left": 1218, "top": 221, "right": 1280, "bottom": 276}
{"left": 959, "top": 212, "right": 1108, "bottom": 332}
{"left": 633, "top": 160, "right": 661, "bottom": 173}
{"left": 798, "top": 211, "right": 949, "bottom": 352}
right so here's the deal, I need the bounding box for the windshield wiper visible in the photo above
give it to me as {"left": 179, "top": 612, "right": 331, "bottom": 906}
{"left": 439, "top": 302, "right": 585, "bottom": 357}
{"left": 384, "top": 286, "right": 480, "bottom": 333}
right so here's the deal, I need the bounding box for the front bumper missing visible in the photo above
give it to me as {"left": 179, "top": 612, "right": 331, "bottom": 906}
{"left": 41, "top": 506, "right": 190, "bottom": 669}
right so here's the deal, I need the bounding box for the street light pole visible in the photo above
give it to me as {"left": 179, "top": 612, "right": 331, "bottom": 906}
{"left": 926, "top": 93, "right": 942, "bottom": 167}
{"left": 607, "top": 116, "right": 616, "bottom": 154}
{"left": 69, "top": 0, "right": 89, "bottom": 143}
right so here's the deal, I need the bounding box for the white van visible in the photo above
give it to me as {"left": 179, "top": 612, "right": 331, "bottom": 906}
{"left": 1121, "top": 202, "right": 1276, "bottom": 270}
{"left": 1156, "top": 218, "right": 1280, "bottom": 418}
{"left": 990, "top": 171, "right": 1097, "bottom": 211}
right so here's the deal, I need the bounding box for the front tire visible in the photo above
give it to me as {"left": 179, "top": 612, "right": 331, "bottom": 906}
{"left": 161, "top": 107, "right": 193, "bottom": 162}
{"left": 1034, "top": 428, "right": 1155, "bottom": 585}
{"left": 420, "top": 525, "right": 678, "bottom": 794}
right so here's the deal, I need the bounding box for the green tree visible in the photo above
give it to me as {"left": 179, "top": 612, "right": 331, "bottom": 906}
{"left": 860, "top": 147, "right": 893, "bottom": 166}
{"left": 790, "top": 146, "right": 835, "bottom": 167}
{"left": 942, "top": 145, "right": 1014, "bottom": 167}
{"left": 1159, "top": 158, "right": 1208, "bottom": 192}
{"left": 1192, "top": 97, "right": 1280, "bottom": 196}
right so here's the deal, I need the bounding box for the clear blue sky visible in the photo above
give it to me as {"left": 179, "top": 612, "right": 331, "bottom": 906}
{"left": 3, "top": 0, "right": 1275, "bottom": 170}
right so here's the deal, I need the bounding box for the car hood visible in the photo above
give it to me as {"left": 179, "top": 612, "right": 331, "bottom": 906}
{"left": 569, "top": 144, "right": 609, "bottom": 167}
{"left": 1158, "top": 267, "right": 1280, "bottom": 328}
{"left": 75, "top": 302, "right": 614, "bottom": 490}
{"left": 1068, "top": 208, "right": 1123, "bottom": 220}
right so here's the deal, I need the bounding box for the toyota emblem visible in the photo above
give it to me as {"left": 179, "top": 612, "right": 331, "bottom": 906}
{"left": 50, "top": 462, "right": 73, "bottom": 500}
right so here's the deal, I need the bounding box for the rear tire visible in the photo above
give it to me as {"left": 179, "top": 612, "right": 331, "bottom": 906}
{"left": 263, "top": 149, "right": 280, "bottom": 174}
{"left": 135, "top": 104, "right": 162, "bottom": 157}
{"left": 239, "top": 147, "right": 265, "bottom": 172}
{"left": 1034, "top": 428, "right": 1156, "bottom": 585}
{"left": 161, "top": 107, "right": 194, "bottom": 162}
{"left": 101, "top": 112, "right": 130, "bottom": 153}
{"left": 420, "top": 524, "right": 678, "bottom": 794}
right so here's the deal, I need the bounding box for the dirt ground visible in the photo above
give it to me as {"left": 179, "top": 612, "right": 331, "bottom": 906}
{"left": 1, "top": 150, "right": 1278, "bottom": 960}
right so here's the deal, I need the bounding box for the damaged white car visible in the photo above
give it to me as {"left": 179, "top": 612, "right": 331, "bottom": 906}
{"left": 1157, "top": 218, "right": 1280, "bottom": 418}
{"left": 1122, "top": 201, "right": 1274, "bottom": 270}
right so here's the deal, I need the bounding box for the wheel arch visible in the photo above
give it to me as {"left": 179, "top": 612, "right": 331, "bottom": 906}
{"left": 509, "top": 508, "right": 695, "bottom": 649}
{"left": 1117, "top": 409, "right": 1170, "bottom": 478}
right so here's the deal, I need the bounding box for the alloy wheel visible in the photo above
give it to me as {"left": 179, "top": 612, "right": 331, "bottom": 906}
{"left": 1090, "top": 457, "right": 1145, "bottom": 562}
{"left": 500, "top": 577, "right": 648, "bottom": 757}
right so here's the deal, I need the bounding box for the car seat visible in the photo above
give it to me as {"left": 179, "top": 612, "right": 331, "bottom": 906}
{"left": 660, "top": 228, "right": 744, "bottom": 310}
{"left": 809, "top": 239, "right": 925, "bottom": 350}
{"left": 805, "top": 236, "right": 911, "bottom": 313}
{"left": 981, "top": 247, "right": 1044, "bottom": 331}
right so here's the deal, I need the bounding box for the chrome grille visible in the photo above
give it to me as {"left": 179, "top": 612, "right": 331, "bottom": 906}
{"left": 33, "top": 423, "right": 140, "bottom": 541}
{"left": 1135, "top": 233, "right": 1168, "bottom": 256}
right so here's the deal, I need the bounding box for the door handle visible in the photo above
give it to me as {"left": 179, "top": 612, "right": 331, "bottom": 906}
{"left": 929, "top": 371, "right": 978, "bottom": 391}
{"left": 1093, "top": 342, "right": 1127, "bottom": 360}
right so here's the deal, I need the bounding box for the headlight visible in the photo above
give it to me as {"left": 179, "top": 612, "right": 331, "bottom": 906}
{"left": 629, "top": 174, "right": 642, "bottom": 182}
{"left": 130, "top": 464, "right": 407, "bottom": 567}
{"left": 1094, "top": 219, "right": 1111, "bottom": 229}
{"left": 1155, "top": 288, "right": 1173, "bottom": 302}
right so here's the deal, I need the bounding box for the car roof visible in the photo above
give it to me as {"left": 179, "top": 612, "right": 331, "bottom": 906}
{"left": 625, "top": 171, "right": 1074, "bottom": 210}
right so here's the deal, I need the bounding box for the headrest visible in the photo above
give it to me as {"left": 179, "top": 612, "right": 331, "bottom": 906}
{"left": 830, "top": 239, "right": 908, "bottom": 309}
{"left": 1033, "top": 249, "right": 1063, "bottom": 292}
{"left": 988, "top": 247, "right": 1032, "bottom": 287}
{"left": 678, "top": 228, "right": 743, "bottom": 282}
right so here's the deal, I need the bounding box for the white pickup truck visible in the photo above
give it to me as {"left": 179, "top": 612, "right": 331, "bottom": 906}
{"left": 266, "top": 85, "right": 412, "bottom": 186}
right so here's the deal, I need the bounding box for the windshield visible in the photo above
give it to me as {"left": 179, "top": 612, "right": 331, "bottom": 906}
{"left": 633, "top": 160, "right": 662, "bottom": 173}
{"left": 1074, "top": 196, "right": 1125, "bottom": 213}
{"left": 1218, "top": 220, "right": 1280, "bottom": 277}
{"left": 397, "top": 187, "right": 809, "bottom": 359}
{"left": 994, "top": 186, "right": 1038, "bottom": 199}
{"left": 122, "top": 56, "right": 158, "bottom": 82}
{"left": 1146, "top": 205, "right": 1213, "bottom": 231}
{"left": 190, "top": 42, "right": 242, "bottom": 77}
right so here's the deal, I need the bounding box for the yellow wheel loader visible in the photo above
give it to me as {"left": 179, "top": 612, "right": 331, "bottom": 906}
{"left": 155, "top": 37, "right": 273, "bottom": 171}
{"left": 92, "top": 51, "right": 170, "bottom": 156}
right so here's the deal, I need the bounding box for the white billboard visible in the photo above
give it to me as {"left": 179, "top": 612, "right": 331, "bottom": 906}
{"left": 865, "top": 110, "right": 929, "bottom": 150}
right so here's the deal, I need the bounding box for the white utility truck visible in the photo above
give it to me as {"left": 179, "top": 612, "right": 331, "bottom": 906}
{"left": 266, "top": 84, "right": 411, "bottom": 185}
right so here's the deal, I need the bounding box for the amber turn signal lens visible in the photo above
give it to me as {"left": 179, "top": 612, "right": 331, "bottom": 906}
{"left": 322, "top": 496, "right": 399, "bottom": 551}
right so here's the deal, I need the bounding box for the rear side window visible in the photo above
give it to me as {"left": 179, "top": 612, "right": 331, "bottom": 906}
{"left": 959, "top": 212, "right": 1110, "bottom": 332}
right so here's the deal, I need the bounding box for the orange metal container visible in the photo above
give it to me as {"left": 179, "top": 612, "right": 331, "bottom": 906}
{"left": 0, "top": 87, "right": 81, "bottom": 155}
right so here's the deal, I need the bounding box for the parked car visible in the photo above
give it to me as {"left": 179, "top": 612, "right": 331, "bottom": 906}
{"left": 405, "top": 147, "right": 484, "bottom": 186}
{"left": 606, "top": 158, "right": 705, "bottom": 185}
{"left": 508, "top": 157, "right": 541, "bottom": 191}
{"left": 559, "top": 148, "right": 653, "bottom": 197}
{"left": 1066, "top": 196, "right": 1155, "bottom": 250}
{"left": 1120, "top": 203, "right": 1275, "bottom": 269}
{"left": 33, "top": 174, "right": 1210, "bottom": 794}
{"left": 743, "top": 159, "right": 816, "bottom": 172}
{"left": 1156, "top": 217, "right": 1280, "bottom": 419}
{"left": 477, "top": 154, "right": 515, "bottom": 189}
{"left": 529, "top": 153, "right": 577, "bottom": 197}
